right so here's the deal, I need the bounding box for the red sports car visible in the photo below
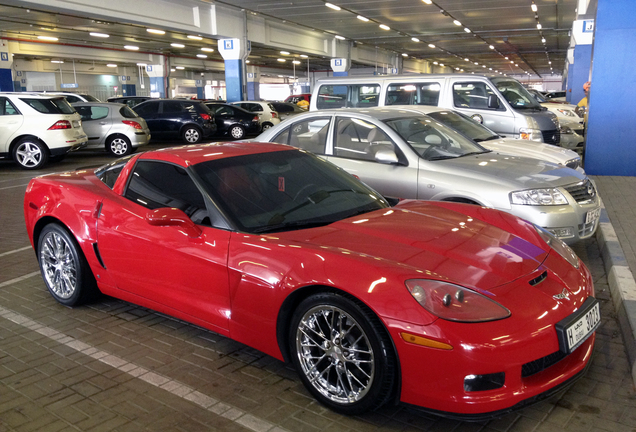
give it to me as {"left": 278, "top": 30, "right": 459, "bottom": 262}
{"left": 24, "top": 142, "right": 599, "bottom": 419}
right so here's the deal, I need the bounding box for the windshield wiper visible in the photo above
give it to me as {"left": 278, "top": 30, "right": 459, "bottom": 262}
{"left": 458, "top": 150, "right": 492, "bottom": 157}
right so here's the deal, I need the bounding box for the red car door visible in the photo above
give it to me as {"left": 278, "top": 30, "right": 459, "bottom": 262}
{"left": 95, "top": 160, "right": 232, "bottom": 333}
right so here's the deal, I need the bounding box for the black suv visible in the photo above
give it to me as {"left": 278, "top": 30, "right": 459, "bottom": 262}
{"left": 205, "top": 102, "right": 261, "bottom": 139}
{"left": 133, "top": 99, "right": 216, "bottom": 144}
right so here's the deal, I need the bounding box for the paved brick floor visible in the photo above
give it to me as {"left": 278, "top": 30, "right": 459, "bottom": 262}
{"left": 1, "top": 149, "right": 635, "bottom": 432}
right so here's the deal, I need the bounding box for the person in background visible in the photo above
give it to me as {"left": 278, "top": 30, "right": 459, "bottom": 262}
{"left": 576, "top": 81, "right": 590, "bottom": 134}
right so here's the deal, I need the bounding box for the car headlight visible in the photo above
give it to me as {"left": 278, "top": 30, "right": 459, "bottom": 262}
{"left": 510, "top": 188, "right": 569, "bottom": 205}
{"left": 564, "top": 158, "right": 581, "bottom": 170}
{"left": 557, "top": 108, "right": 576, "bottom": 117}
{"left": 560, "top": 125, "right": 573, "bottom": 134}
{"left": 534, "top": 225, "right": 580, "bottom": 268}
{"left": 405, "top": 280, "right": 510, "bottom": 322}
{"left": 519, "top": 127, "right": 543, "bottom": 142}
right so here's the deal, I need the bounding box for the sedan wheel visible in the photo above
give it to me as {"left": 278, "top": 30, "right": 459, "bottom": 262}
{"left": 107, "top": 135, "right": 133, "bottom": 156}
{"left": 13, "top": 139, "right": 48, "bottom": 169}
{"left": 229, "top": 125, "right": 246, "bottom": 139}
{"left": 183, "top": 127, "right": 202, "bottom": 144}
{"left": 290, "top": 293, "right": 396, "bottom": 414}
{"left": 262, "top": 123, "right": 273, "bottom": 130}
{"left": 38, "top": 224, "right": 97, "bottom": 306}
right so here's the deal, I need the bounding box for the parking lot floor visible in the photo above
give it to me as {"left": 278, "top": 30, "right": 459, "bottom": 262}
{"left": 1, "top": 150, "right": 635, "bottom": 432}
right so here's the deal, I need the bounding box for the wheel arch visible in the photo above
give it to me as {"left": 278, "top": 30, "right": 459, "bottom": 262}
{"left": 275, "top": 284, "right": 402, "bottom": 404}
{"left": 179, "top": 122, "right": 202, "bottom": 134}
{"left": 105, "top": 132, "right": 130, "bottom": 147}
{"left": 9, "top": 135, "right": 49, "bottom": 159}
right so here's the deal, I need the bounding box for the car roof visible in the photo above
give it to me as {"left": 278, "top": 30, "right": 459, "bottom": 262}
{"left": 0, "top": 92, "right": 65, "bottom": 99}
{"left": 72, "top": 102, "right": 126, "bottom": 107}
{"left": 136, "top": 142, "right": 295, "bottom": 166}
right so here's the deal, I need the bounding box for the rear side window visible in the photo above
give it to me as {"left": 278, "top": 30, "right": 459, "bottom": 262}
{"left": 316, "top": 84, "right": 380, "bottom": 109}
{"left": 0, "top": 97, "right": 19, "bottom": 115}
{"left": 163, "top": 101, "right": 184, "bottom": 113}
{"left": 277, "top": 117, "right": 331, "bottom": 154}
{"left": 452, "top": 82, "right": 501, "bottom": 110}
{"left": 76, "top": 106, "right": 108, "bottom": 121}
{"left": 386, "top": 82, "right": 441, "bottom": 106}
{"left": 120, "top": 106, "right": 139, "bottom": 118}
{"left": 134, "top": 102, "right": 159, "bottom": 116}
{"left": 20, "top": 97, "right": 76, "bottom": 114}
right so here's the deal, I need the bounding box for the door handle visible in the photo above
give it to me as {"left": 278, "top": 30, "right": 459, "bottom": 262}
{"left": 100, "top": 122, "right": 108, "bottom": 125}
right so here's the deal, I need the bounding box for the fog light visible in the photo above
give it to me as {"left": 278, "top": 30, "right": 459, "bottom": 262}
{"left": 464, "top": 372, "right": 505, "bottom": 392}
{"left": 546, "top": 227, "right": 574, "bottom": 239}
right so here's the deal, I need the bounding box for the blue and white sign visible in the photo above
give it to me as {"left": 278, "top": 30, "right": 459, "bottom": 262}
{"left": 330, "top": 58, "right": 350, "bottom": 73}
{"left": 218, "top": 38, "right": 247, "bottom": 61}
{"left": 21, "top": 78, "right": 26, "bottom": 84}
{"left": 247, "top": 73, "right": 254, "bottom": 79}
{"left": 195, "top": 79, "right": 202, "bottom": 87}
{"left": 61, "top": 83, "right": 79, "bottom": 89}
{"left": 16, "top": 71, "right": 22, "bottom": 76}
{"left": 0, "top": 52, "right": 8, "bottom": 62}
{"left": 224, "top": 40, "right": 234, "bottom": 50}
{"left": 146, "top": 65, "right": 153, "bottom": 72}
{"left": 582, "top": 20, "right": 594, "bottom": 33}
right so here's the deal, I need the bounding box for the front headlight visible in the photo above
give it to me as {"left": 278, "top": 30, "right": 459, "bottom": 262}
{"left": 557, "top": 108, "right": 576, "bottom": 117}
{"left": 519, "top": 127, "right": 543, "bottom": 142}
{"left": 405, "top": 280, "right": 510, "bottom": 322}
{"left": 534, "top": 225, "right": 580, "bottom": 268}
{"left": 510, "top": 188, "right": 569, "bottom": 205}
{"left": 564, "top": 158, "right": 581, "bottom": 170}
{"left": 560, "top": 125, "right": 573, "bottom": 134}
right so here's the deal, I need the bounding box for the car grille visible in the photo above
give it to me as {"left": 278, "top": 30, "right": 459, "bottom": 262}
{"left": 564, "top": 179, "right": 596, "bottom": 204}
{"left": 522, "top": 350, "right": 567, "bottom": 378}
{"left": 542, "top": 129, "right": 560, "bottom": 145}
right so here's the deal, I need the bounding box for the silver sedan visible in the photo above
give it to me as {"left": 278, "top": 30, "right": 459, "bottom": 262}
{"left": 256, "top": 107, "right": 601, "bottom": 244}
{"left": 72, "top": 102, "right": 151, "bottom": 156}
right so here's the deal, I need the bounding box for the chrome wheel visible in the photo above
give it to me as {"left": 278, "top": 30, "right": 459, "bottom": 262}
{"left": 230, "top": 125, "right": 245, "bottom": 139}
{"left": 40, "top": 230, "right": 77, "bottom": 300}
{"left": 296, "top": 305, "right": 375, "bottom": 404}
{"left": 14, "top": 139, "right": 47, "bottom": 169}
{"left": 183, "top": 127, "right": 201, "bottom": 143}
{"left": 108, "top": 136, "right": 131, "bottom": 156}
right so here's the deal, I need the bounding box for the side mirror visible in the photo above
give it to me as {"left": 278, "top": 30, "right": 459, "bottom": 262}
{"left": 487, "top": 94, "right": 500, "bottom": 109}
{"left": 374, "top": 148, "right": 399, "bottom": 165}
{"left": 146, "top": 207, "right": 202, "bottom": 238}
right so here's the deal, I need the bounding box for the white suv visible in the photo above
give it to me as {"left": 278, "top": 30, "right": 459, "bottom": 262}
{"left": 0, "top": 93, "right": 88, "bottom": 169}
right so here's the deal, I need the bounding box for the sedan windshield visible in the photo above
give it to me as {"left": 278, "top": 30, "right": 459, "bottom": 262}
{"left": 192, "top": 150, "right": 388, "bottom": 233}
{"left": 491, "top": 78, "right": 543, "bottom": 110}
{"left": 427, "top": 111, "right": 500, "bottom": 143}
{"left": 385, "top": 116, "right": 490, "bottom": 161}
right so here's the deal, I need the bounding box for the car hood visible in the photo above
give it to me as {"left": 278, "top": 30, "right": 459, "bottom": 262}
{"left": 277, "top": 201, "right": 548, "bottom": 290}
{"left": 429, "top": 152, "right": 585, "bottom": 188}
{"left": 480, "top": 138, "right": 579, "bottom": 166}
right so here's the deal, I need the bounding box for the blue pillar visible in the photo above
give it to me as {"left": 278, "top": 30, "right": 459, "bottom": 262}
{"left": 122, "top": 84, "right": 136, "bottom": 96}
{"left": 224, "top": 59, "right": 243, "bottom": 103}
{"left": 585, "top": 0, "right": 636, "bottom": 175}
{"left": 149, "top": 77, "right": 165, "bottom": 98}
{"left": 566, "top": 45, "right": 592, "bottom": 104}
{"left": 0, "top": 69, "right": 12, "bottom": 91}
{"left": 246, "top": 82, "right": 259, "bottom": 100}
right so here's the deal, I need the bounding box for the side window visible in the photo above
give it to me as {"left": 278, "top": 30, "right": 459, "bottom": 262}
{"left": 162, "top": 101, "right": 184, "bottom": 113}
{"left": 271, "top": 128, "right": 290, "bottom": 145}
{"left": 333, "top": 117, "right": 395, "bottom": 161}
{"left": 316, "top": 85, "right": 347, "bottom": 109}
{"left": 247, "top": 103, "right": 262, "bottom": 112}
{"left": 64, "top": 95, "right": 81, "bottom": 103}
{"left": 87, "top": 106, "right": 109, "bottom": 121}
{"left": 134, "top": 102, "right": 158, "bottom": 116}
{"left": 386, "top": 82, "right": 441, "bottom": 106}
{"left": 316, "top": 85, "right": 380, "bottom": 109}
{"left": 452, "top": 82, "right": 501, "bottom": 110}
{"left": 287, "top": 117, "right": 330, "bottom": 154}
{"left": 1, "top": 98, "right": 19, "bottom": 115}
{"left": 124, "top": 161, "right": 210, "bottom": 225}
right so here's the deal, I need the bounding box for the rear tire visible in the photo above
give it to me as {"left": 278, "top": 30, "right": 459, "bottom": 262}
{"left": 182, "top": 126, "right": 202, "bottom": 144}
{"left": 262, "top": 122, "right": 274, "bottom": 130}
{"left": 37, "top": 224, "right": 98, "bottom": 306}
{"left": 229, "top": 125, "right": 246, "bottom": 139}
{"left": 107, "top": 135, "right": 133, "bottom": 156}
{"left": 13, "top": 138, "right": 48, "bottom": 169}
{"left": 289, "top": 292, "right": 397, "bottom": 415}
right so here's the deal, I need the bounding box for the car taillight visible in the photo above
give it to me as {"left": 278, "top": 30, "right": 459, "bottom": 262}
{"left": 253, "top": 116, "right": 259, "bottom": 122}
{"left": 271, "top": 112, "right": 278, "bottom": 118}
{"left": 48, "top": 120, "right": 72, "bottom": 130}
{"left": 200, "top": 113, "right": 211, "bottom": 121}
{"left": 122, "top": 120, "right": 143, "bottom": 129}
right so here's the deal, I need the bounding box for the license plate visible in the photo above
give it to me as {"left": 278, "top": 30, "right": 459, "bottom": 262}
{"left": 585, "top": 207, "right": 600, "bottom": 224}
{"left": 556, "top": 298, "right": 600, "bottom": 354}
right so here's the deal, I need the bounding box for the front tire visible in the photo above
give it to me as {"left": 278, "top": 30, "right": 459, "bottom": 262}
{"left": 37, "top": 224, "right": 98, "bottom": 306}
{"left": 289, "top": 292, "right": 397, "bottom": 415}
{"left": 13, "top": 138, "right": 48, "bottom": 169}
{"left": 182, "top": 126, "right": 202, "bottom": 144}
{"left": 262, "top": 122, "right": 274, "bottom": 130}
{"left": 107, "top": 135, "right": 133, "bottom": 156}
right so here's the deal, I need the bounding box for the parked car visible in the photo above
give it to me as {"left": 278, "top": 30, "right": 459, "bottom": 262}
{"left": 230, "top": 101, "right": 280, "bottom": 130}
{"left": 72, "top": 102, "right": 150, "bottom": 156}
{"left": 204, "top": 102, "right": 261, "bottom": 139}
{"left": 106, "top": 96, "right": 153, "bottom": 108}
{"left": 25, "top": 142, "right": 598, "bottom": 418}
{"left": 132, "top": 99, "right": 216, "bottom": 143}
{"left": 0, "top": 92, "right": 87, "bottom": 169}
{"left": 269, "top": 101, "right": 307, "bottom": 122}
{"left": 398, "top": 106, "right": 584, "bottom": 173}
{"left": 527, "top": 89, "right": 585, "bottom": 153}
{"left": 544, "top": 91, "right": 567, "bottom": 102}
{"left": 284, "top": 93, "right": 311, "bottom": 105}
{"left": 256, "top": 107, "right": 601, "bottom": 244}
{"left": 42, "top": 91, "right": 101, "bottom": 103}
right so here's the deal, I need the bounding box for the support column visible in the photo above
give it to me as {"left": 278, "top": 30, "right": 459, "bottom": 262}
{"left": 218, "top": 39, "right": 249, "bottom": 103}
{"left": 246, "top": 66, "right": 260, "bottom": 101}
{"left": 567, "top": 45, "right": 592, "bottom": 104}
{"left": 0, "top": 40, "right": 14, "bottom": 92}
{"left": 585, "top": 0, "right": 636, "bottom": 175}
{"left": 195, "top": 79, "right": 204, "bottom": 99}
{"left": 145, "top": 63, "right": 167, "bottom": 98}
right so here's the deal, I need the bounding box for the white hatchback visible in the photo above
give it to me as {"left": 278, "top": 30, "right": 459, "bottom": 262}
{"left": 0, "top": 93, "right": 88, "bottom": 169}
{"left": 230, "top": 101, "right": 281, "bottom": 130}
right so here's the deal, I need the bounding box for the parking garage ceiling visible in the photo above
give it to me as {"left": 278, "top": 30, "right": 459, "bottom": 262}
{"left": 0, "top": 0, "right": 581, "bottom": 78}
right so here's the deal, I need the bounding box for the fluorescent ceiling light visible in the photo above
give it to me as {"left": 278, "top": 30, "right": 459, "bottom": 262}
{"left": 136, "top": 63, "right": 147, "bottom": 66}
{"left": 536, "top": 23, "right": 542, "bottom": 29}
{"left": 325, "top": 3, "right": 341, "bottom": 10}
{"left": 107, "top": 64, "right": 117, "bottom": 67}
{"left": 187, "top": 35, "right": 202, "bottom": 40}
{"left": 422, "top": 0, "right": 432, "bottom": 4}
{"left": 464, "top": 28, "right": 471, "bottom": 33}
{"left": 124, "top": 45, "right": 139, "bottom": 50}
{"left": 379, "top": 24, "right": 390, "bottom": 30}
{"left": 433, "top": 61, "right": 438, "bottom": 65}
{"left": 357, "top": 15, "right": 369, "bottom": 22}
{"left": 201, "top": 47, "right": 214, "bottom": 52}
{"left": 292, "top": 60, "right": 301, "bottom": 64}
{"left": 51, "top": 60, "right": 64, "bottom": 63}
{"left": 89, "top": 32, "right": 109, "bottom": 38}
{"left": 453, "top": 20, "right": 462, "bottom": 26}
{"left": 171, "top": 43, "right": 185, "bottom": 48}
{"left": 335, "top": 35, "right": 345, "bottom": 40}
{"left": 277, "top": 58, "right": 286, "bottom": 62}
{"left": 176, "top": 66, "right": 185, "bottom": 70}
{"left": 489, "top": 45, "right": 494, "bottom": 49}
{"left": 428, "top": 43, "right": 435, "bottom": 48}
{"left": 411, "top": 37, "right": 420, "bottom": 42}
{"left": 300, "top": 54, "right": 308, "bottom": 58}
{"left": 147, "top": 29, "right": 165, "bottom": 35}
{"left": 38, "top": 36, "right": 58, "bottom": 41}
{"left": 531, "top": 3, "right": 538, "bottom": 12}
{"left": 280, "top": 51, "right": 290, "bottom": 55}
{"left": 246, "top": 60, "right": 250, "bottom": 63}
{"left": 197, "top": 54, "right": 207, "bottom": 58}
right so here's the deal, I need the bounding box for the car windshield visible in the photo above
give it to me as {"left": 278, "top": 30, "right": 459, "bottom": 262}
{"left": 426, "top": 111, "right": 500, "bottom": 143}
{"left": 490, "top": 78, "right": 543, "bottom": 110}
{"left": 528, "top": 89, "right": 547, "bottom": 103}
{"left": 192, "top": 150, "right": 388, "bottom": 233}
{"left": 385, "top": 116, "right": 490, "bottom": 161}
